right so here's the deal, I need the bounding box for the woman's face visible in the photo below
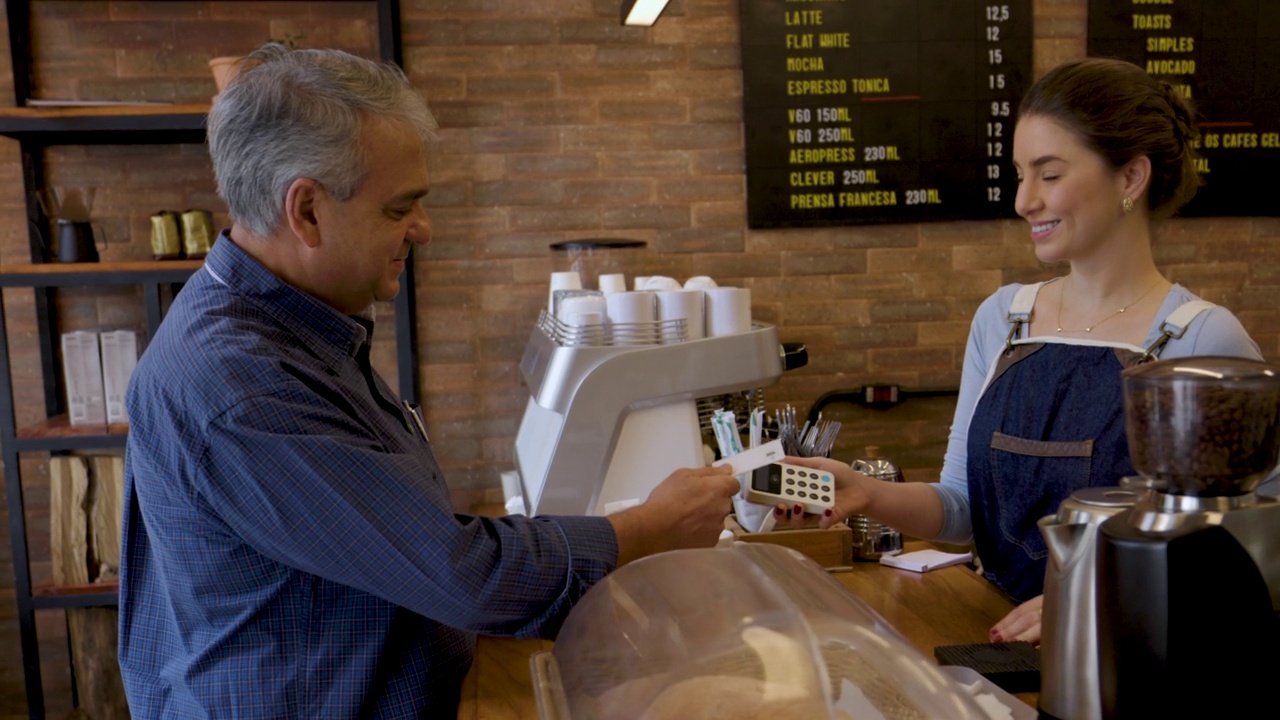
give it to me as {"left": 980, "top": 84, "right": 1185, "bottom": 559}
{"left": 1013, "top": 115, "right": 1129, "bottom": 265}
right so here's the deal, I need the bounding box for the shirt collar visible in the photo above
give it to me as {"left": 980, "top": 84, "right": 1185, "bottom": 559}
{"left": 204, "top": 230, "right": 371, "bottom": 360}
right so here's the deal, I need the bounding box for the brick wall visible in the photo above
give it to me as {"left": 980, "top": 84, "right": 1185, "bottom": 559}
{"left": 0, "top": 0, "right": 1273, "bottom": 515}
{"left": 0, "top": 0, "right": 1277, "bottom": 711}
{"left": 0, "top": 0, "right": 1275, "bottom": 498}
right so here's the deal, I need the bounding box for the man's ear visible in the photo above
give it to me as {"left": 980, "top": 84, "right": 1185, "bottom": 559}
{"left": 284, "top": 178, "right": 323, "bottom": 248}
{"left": 1121, "top": 155, "right": 1152, "bottom": 209}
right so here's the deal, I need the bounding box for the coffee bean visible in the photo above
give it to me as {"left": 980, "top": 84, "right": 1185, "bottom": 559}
{"left": 1125, "top": 384, "right": 1280, "bottom": 496}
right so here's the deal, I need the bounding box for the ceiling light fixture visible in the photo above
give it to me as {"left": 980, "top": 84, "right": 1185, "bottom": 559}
{"left": 621, "top": 0, "right": 671, "bottom": 26}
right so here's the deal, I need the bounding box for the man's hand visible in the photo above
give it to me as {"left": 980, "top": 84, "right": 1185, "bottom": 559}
{"left": 609, "top": 465, "right": 739, "bottom": 566}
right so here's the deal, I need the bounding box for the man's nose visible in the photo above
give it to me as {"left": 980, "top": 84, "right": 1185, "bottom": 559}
{"left": 408, "top": 207, "right": 432, "bottom": 246}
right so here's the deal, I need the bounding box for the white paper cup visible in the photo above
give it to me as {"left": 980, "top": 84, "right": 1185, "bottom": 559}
{"left": 557, "top": 294, "right": 607, "bottom": 324}
{"left": 704, "top": 286, "right": 752, "bottom": 337}
{"left": 605, "top": 291, "right": 659, "bottom": 345}
{"left": 641, "top": 275, "right": 682, "bottom": 292}
{"left": 598, "top": 273, "right": 628, "bottom": 295}
{"left": 548, "top": 271, "right": 582, "bottom": 312}
{"left": 683, "top": 275, "right": 719, "bottom": 290}
{"left": 656, "top": 289, "right": 706, "bottom": 341}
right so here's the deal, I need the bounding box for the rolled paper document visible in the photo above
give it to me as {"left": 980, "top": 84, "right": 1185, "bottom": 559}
{"left": 683, "top": 275, "right": 719, "bottom": 290}
{"left": 704, "top": 286, "right": 752, "bottom": 337}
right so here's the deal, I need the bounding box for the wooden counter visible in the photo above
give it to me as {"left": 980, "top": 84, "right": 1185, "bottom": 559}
{"left": 456, "top": 543, "right": 1036, "bottom": 719}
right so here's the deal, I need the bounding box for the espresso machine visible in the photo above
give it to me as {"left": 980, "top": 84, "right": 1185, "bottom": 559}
{"left": 513, "top": 306, "right": 803, "bottom": 517}
{"left": 1096, "top": 356, "right": 1280, "bottom": 719}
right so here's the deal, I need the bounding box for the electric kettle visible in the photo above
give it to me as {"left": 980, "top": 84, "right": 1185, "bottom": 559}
{"left": 1038, "top": 486, "right": 1140, "bottom": 720}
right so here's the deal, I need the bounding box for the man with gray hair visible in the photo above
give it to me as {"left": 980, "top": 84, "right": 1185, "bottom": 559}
{"left": 118, "top": 44, "right": 737, "bottom": 718}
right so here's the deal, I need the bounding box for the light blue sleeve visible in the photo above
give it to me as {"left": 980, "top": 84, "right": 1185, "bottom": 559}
{"left": 930, "top": 285, "right": 1022, "bottom": 544}
{"left": 1157, "top": 303, "right": 1263, "bottom": 362}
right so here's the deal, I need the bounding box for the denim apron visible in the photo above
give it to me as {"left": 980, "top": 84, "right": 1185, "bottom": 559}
{"left": 965, "top": 283, "right": 1213, "bottom": 603}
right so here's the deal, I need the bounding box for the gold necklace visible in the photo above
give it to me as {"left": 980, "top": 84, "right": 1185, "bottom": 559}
{"left": 1056, "top": 277, "right": 1164, "bottom": 333}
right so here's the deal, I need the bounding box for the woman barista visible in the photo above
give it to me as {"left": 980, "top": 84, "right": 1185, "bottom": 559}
{"left": 789, "top": 58, "right": 1263, "bottom": 644}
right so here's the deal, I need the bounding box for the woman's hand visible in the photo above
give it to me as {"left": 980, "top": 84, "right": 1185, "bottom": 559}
{"left": 772, "top": 456, "right": 874, "bottom": 529}
{"left": 991, "top": 594, "right": 1043, "bottom": 646}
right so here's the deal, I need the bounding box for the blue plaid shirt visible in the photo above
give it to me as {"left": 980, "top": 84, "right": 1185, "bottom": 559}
{"left": 119, "top": 235, "right": 618, "bottom": 718}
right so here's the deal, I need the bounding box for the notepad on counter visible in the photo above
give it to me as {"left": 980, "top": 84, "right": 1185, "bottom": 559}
{"left": 879, "top": 549, "right": 973, "bottom": 573}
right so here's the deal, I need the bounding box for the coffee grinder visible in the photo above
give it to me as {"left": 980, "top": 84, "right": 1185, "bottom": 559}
{"left": 1096, "top": 356, "right": 1280, "bottom": 719}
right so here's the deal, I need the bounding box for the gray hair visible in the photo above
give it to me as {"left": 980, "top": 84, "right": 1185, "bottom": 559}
{"left": 207, "top": 44, "right": 438, "bottom": 237}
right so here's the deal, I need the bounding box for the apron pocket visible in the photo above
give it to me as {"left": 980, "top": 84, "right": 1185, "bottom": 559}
{"left": 989, "top": 432, "right": 1094, "bottom": 561}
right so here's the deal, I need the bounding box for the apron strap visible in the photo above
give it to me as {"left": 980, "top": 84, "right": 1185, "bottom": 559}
{"left": 1140, "top": 300, "right": 1216, "bottom": 362}
{"left": 1004, "top": 283, "right": 1042, "bottom": 353}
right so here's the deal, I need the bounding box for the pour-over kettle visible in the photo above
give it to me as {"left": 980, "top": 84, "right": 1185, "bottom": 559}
{"left": 56, "top": 220, "right": 103, "bottom": 263}
{"left": 28, "top": 218, "right": 105, "bottom": 263}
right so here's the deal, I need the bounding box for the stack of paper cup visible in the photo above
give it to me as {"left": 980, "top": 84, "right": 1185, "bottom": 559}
{"left": 548, "top": 271, "right": 583, "bottom": 314}
{"left": 704, "top": 287, "right": 752, "bottom": 337}
{"left": 557, "top": 293, "right": 607, "bottom": 346}
{"left": 605, "top": 291, "right": 658, "bottom": 345}
{"left": 655, "top": 289, "right": 706, "bottom": 342}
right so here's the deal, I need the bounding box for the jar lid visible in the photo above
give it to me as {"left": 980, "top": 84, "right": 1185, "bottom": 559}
{"left": 550, "top": 239, "right": 647, "bottom": 252}
{"left": 1123, "top": 356, "right": 1280, "bottom": 384}
{"left": 1066, "top": 486, "right": 1141, "bottom": 509}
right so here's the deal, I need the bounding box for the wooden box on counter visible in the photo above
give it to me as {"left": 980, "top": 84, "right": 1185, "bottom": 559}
{"left": 726, "top": 515, "right": 854, "bottom": 569}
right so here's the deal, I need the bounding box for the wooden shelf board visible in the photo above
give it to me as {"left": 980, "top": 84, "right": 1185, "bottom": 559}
{"left": 0, "top": 104, "right": 210, "bottom": 119}
{"left": 32, "top": 578, "right": 118, "bottom": 599}
{"left": 0, "top": 259, "right": 202, "bottom": 287}
{"left": 0, "top": 260, "right": 202, "bottom": 276}
{"left": 14, "top": 416, "right": 129, "bottom": 441}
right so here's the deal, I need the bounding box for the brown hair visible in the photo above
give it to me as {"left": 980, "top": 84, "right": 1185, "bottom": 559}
{"left": 1018, "top": 58, "right": 1201, "bottom": 218}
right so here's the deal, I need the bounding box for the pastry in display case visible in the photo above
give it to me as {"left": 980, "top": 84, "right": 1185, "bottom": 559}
{"left": 532, "top": 543, "right": 1014, "bottom": 719}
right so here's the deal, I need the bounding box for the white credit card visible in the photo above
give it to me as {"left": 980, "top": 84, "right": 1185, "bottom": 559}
{"left": 712, "top": 439, "right": 786, "bottom": 475}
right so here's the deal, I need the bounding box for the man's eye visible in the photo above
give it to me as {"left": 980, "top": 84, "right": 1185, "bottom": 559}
{"left": 386, "top": 208, "right": 410, "bottom": 219}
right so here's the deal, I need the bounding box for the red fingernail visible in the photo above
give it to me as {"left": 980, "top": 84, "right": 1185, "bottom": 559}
{"left": 774, "top": 506, "right": 785, "bottom": 516}
{"left": 794, "top": 504, "right": 803, "bottom": 514}
{"left": 823, "top": 509, "right": 833, "bottom": 517}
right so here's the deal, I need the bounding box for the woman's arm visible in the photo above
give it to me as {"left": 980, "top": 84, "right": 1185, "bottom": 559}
{"left": 788, "top": 287, "right": 1016, "bottom": 540}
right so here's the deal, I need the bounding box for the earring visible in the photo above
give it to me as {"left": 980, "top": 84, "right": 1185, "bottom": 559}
{"left": 1122, "top": 196, "right": 1134, "bottom": 214}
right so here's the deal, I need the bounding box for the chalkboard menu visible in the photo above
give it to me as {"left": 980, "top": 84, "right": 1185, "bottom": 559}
{"left": 1088, "top": 0, "right": 1280, "bottom": 217}
{"left": 740, "top": 0, "right": 1032, "bottom": 228}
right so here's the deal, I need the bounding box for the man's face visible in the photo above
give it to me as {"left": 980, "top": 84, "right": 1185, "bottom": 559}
{"left": 312, "top": 117, "right": 432, "bottom": 315}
